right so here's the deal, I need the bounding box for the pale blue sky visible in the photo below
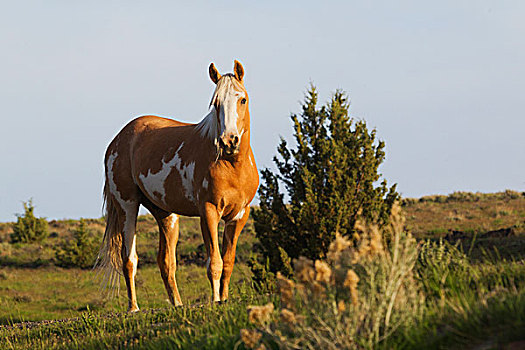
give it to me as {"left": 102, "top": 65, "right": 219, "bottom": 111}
{"left": 1, "top": 1, "right": 524, "bottom": 221}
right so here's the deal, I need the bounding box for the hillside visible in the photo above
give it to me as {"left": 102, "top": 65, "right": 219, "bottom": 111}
{"left": 403, "top": 190, "right": 525, "bottom": 260}
{"left": 404, "top": 190, "right": 525, "bottom": 237}
{"left": 1, "top": 190, "right": 523, "bottom": 266}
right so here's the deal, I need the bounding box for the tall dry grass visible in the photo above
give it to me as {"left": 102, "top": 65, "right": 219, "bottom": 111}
{"left": 240, "top": 204, "right": 423, "bottom": 349}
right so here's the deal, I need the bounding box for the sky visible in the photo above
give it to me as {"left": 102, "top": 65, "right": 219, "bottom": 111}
{"left": 0, "top": 1, "right": 524, "bottom": 221}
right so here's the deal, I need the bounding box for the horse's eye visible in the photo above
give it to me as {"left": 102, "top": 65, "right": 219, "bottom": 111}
{"left": 240, "top": 98, "right": 247, "bottom": 105}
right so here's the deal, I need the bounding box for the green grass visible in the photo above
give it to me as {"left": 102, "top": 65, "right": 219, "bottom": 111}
{"left": 0, "top": 263, "right": 254, "bottom": 325}
{"left": 394, "top": 261, "right": 525, "bottom": 349}
{"left": 0, "top": 263, "right": 261, "bottom": 349}
{"left": 0, "top": 291, "right": 273, "bottom": 349}
{"left": 0, "top": 193, "right": 524, "bottom": 349}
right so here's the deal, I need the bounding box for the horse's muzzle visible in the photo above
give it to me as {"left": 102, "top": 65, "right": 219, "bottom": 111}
{"left": 219, "top": 134, "right": 240, "bottom": 156}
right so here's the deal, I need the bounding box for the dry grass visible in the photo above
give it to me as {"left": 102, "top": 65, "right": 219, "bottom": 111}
{"left": 238, "top": 202, "right": 525, "bottom": 349}
{"left": 241, "top": 204, "right": 423, "bottom": 349}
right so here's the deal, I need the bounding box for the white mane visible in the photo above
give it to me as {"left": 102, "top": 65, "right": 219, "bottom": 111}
{"left": 195, "top": 109, "right": 219, "bottom": 142}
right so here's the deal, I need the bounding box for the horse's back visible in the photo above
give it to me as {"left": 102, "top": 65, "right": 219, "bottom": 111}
{"left": 105, "top": 115, "right": 201, "bottom": 213}
{"left": 122, "top": 115, "right": 191, "bottom": 137}
{"left": 106, "top": 115, "right": 191, "bottom": 154}
{"left": 104, "top": 115, "right": 192, "bottom": 192}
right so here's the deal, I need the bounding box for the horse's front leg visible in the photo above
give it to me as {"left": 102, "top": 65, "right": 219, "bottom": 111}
{"left": 220, "top": 206, "right": 250, "bottom": 302}
{"left": 200, "top": 203, "right": 222, "bottom": 302}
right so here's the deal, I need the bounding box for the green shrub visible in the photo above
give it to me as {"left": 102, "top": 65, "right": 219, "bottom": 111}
{"left": 10, "top": 199, "right": 48, "bottom": 243}
{"left": 416, "top": 239, "right": 471, "bottom": 301}
{"left": 246, "top": 253, "right": 279, "bottom": 293}
{"left": 54, "top": 219, "right": 99, "bottom": 269}
{"left": 253, "top": 86, "right": 398, "bottom": 276}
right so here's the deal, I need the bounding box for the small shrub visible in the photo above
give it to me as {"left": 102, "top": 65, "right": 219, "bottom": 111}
{"left": 10, "top": 200, "right": 48, "bottom": 243}
{"left": 401, "top": 198, "right": 418, "bottom": 206}
{"left": 246, "top": 254, "right": 278, "bottom": 293}
{"left": 416, "top": 239, "right": 470, "bottom": 301}
{"left": 419, "top": 194, "right": 447, "bottom": 203}
{"left": 54, "top": 219, "right": 99, "bottom": 269}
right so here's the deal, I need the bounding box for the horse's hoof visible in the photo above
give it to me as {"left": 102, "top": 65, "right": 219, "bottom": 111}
{"left": 218, "top": 299, "right": 228, "bottom": 305}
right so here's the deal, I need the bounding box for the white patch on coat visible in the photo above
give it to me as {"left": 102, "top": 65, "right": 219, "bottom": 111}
{"left": 107, "top": 153, "right": 139, "bottom": 289}
{"left": 139, "top": 142, "right": 196, "bottom": 203}
{"left": 167, "top": 214, "right": 179, "bottom": 230}
{"left": 126, "top": 232, "right": 139, "bottom": 312}
{"left": 125, "top": 235, "right": 138, "bottom": 273}
{"left": 202, "top": 178, "right": 209, "bottom": 190}
{"left": 212, "top": 279, "right": 221, "bottom": 302}
{"left": 107, "top": 152, "right": 134, "bottom": 209}
{"left": 232, "top": 207, "right": 246, "bottom": 221}
{"left": 179, "top": 161, "right": 196, "bottom": 202}
{"left": 138, "top": 143, "right": 183, "bottom": 203}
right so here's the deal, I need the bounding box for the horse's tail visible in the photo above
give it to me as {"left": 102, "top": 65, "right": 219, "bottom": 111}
{"left": 95, "top": 179, "right": 123, "bottom": 295}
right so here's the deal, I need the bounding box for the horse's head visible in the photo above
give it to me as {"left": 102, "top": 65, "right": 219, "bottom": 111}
{"left": 209, "top": 60, "right": 249, "bottom": 156}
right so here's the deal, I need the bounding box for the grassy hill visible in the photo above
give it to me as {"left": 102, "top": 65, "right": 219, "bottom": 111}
{"left": 404, "top": 190, "right": 524, "bottom": 237}
{"left": 0, "top": 191, "right": 524, "bottom": 349}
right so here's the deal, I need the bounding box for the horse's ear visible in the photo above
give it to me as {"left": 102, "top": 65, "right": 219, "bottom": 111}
{"left": 209, "top": 63, "right": 221, "bottom": 84}
{"left": 233, "top": 60, "right": 244, "bottom": 82}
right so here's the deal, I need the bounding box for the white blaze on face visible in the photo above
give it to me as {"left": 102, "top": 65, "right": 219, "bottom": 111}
{"left": 212, "top": 76, "right": 246, "bottom": 142}
{"left": 218, "top": 89, "right": 245, "bottom": 137}
{"left": 198, "top": 75, "right": 247, "bottom": 148}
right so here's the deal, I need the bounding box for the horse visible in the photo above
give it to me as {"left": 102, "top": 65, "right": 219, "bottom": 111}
{"left": 98, "top": 60, "right": 259, "bottom": 312}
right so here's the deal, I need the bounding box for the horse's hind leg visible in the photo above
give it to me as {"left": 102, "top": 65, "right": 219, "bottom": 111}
{"left": 118, "top": 201, "right": 140, "bottom": 312}
{"left": 148, "top": 206, "right": 183, "bottom": 306}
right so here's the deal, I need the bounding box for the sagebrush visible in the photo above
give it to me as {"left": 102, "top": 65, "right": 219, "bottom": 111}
{"left": 242, "top": 204, "right": 422, "bottom": 349}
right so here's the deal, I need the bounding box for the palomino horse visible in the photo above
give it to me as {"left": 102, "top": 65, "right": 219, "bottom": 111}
{"left": 98, "top": 60, "right": 259, "bottom": 311}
